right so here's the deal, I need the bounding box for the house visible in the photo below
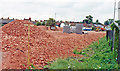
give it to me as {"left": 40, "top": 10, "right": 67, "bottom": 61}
{"left": 31, "top": 20, "right": 39, "bottom": 24}
{"left": 60, "top": 23, "right": 66, "bottom": 27}
{"left": 24, "top": 17, "right": 31, "bottom": 21}
{"left": 0, "top": 17, "right": 14, "bottom": 25}
{"left": 24, "top": 17, "right": 38, "bottom": 24}
{"left": 56, "top": 22, "right": 61, "bottom": 27}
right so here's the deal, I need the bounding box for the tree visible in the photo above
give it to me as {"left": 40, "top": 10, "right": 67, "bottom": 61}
{"left": 35, "top": 22, "right": 41, "bottom": 26}
{"left": 108, "top": 19, "right": 114, "bottom": 24}
{"left": 115, "top": 20, "right": 120, "bottom": 25}
{"left": 42, "top": 22, "right": 45, "bottom": 26}
{"left": 104, "top": 20, "right": 109, "bottom": 25}
{"left": 46, "top": 18, "right": 56, "bottom": 26}
{"left": 95, "top": 19, "right": 101, "bottom": 24}
{"left": 83, "top": 19, "right": 88, "bottom": 24}
{"left": 83, "top": 15, "right": 93, "bottom": 24}
{"left": 96, "top": 19, "right": 99, "bottom": 24}
{"left": 104, "top": 19, "right": 114, "bottom": 26}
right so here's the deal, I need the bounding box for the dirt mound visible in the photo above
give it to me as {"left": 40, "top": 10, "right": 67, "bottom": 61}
{"left": 2, "top": 20, "right": 51, "bottom": 38}
{"left": 1, "top": 20, "right": 78, "bottom": 69}
{"left": 1, "top": 20, "right": 106, "bottom": 69}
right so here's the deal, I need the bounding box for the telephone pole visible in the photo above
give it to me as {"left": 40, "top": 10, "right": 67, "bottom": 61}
{"left": 55, "top": 12, "right": 56, "bottom": 20}
{"left": 113, "top": 0, "right": 116, "bottom": 21}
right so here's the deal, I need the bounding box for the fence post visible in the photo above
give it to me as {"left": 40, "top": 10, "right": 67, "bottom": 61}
{"left": 112, "top": 29, "right": 115, "bottom": 51}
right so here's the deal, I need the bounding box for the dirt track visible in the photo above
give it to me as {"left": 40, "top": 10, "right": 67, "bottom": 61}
{"left": 0, "top": 20, "right": 106, "bottom": 69}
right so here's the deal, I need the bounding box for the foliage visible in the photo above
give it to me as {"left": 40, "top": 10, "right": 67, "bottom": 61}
{"left": 35, "top": 22, "right": 41, "bottom": 26}
{"left": 104, "top": 20, "right": 109, "bottom": 25}
{"left": 115, "top": 20, "right": 120, "bottom": 26}
{"left": 104, "top": 19, "right": 114, "bottom": 26}
{"left": 46, "top": 18, "right": 56, "bottom": 26}
{"left": 42, "top": 22, "right": 45, "bottom": 26}
{"left": 46, "top": 37, "right": 118, "bottom": 69}
{"left": 110, "top": 22, "right": 119, "bottom": 59}
{"left": 83, "top": 15, "right": 93, "bottom": 24}
{"left": 0, "top": 24, "right": 5, "bottom": 26}
{"left": 92, "top": 26, "right": 96, "bottom": 30}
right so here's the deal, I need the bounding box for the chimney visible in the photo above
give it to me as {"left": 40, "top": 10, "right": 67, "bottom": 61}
{"left": 29, "top": 17, "right": 31, "bottom": 21}
{"left": 40, "top": 20, "right": 43, "bottom": 22}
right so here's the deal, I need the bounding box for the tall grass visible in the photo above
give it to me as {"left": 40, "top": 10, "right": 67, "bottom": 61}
{"left": 46, "top": 37, "right": 118, "bottom": 69}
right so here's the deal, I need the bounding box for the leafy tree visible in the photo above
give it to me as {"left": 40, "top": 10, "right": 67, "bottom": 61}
{"left": 115, "top": 20, "right": 120, "bottom": 26}
{"left": 108, "top": 19, "right": 114, "bottom": 24}
{"left": 83, "top": 19, "right": 88, "bottom": 24}
{"left": 60, "top": 20, "right": 63, "bottom": 23}
{"left": 64, "top": 21, "right": 68, "bottom": 26}
{"left": 83, "top": 15, "right": 93, "bottom": 24}
{"left": 104, "top": 19, "right": 114, "bottom": 26}
{"left": 46, "top": 18, "right": 56, "bottom": 26}
{"left": 42, "top": 22, "right": 45, "bottom": 26}
{"left": 95, "top": 19, "right": 102, "bottom": 25}
{"left": 96, "top": 19, "right": 99, "bottom": 24}
{"left": 86, "top": 15, "right": 93, "bottom": 24}
{"left": 35, "top": 22, "right": 41, "bottom": 26}
{"left": 104, "top": 20, "right": 109, "bottom": 25}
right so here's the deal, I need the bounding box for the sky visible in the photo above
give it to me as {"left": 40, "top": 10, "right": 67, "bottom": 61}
{"left": 0, "top": 0, "right": 120, "bottom": 23}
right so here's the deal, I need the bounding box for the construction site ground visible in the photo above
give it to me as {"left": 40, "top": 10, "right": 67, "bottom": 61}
{"left": 0, "top": 20, "right": 106, "bottom": 69}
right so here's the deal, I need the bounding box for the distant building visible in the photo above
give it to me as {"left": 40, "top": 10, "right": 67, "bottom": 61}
{"left": 118, "top": 1, "right": 120, "bottom": 20}
{"left": 24, "top": 17, "right": 38, "bottom": 24}
{"left": 24, "top": 17, "right": 31, "bottom": 21}
{"left": 0, "top": 17, "right": 14, "bottom": 25}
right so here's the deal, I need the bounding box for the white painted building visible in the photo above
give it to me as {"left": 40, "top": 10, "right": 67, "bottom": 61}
{"left": 60, "top": 23, "right": 65, "bottom": 27}
{"left": 118, "top": 1, "right": 120, "bottom": 20}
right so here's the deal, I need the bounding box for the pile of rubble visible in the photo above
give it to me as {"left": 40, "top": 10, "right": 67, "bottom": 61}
{"left": 1, "top": 20, "right": 80, "bottom": 69}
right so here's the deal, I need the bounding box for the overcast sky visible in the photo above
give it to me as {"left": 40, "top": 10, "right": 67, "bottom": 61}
{"left": 0, "top": 0, "right": 120, "bottom": 23}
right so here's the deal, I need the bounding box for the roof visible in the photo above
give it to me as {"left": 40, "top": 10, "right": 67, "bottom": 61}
{"left": 56, "top": 22, "right": 61, "bottom": 25}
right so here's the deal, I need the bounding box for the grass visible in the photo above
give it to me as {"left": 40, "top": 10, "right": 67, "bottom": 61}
{"left": 45, "top": 37, "right": 118, "bottom": 69}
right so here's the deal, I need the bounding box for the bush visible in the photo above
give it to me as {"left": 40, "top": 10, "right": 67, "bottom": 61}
{"left": 35, "top": 22, "right": 41, "bottom": 26}
{"left": 92, "top": 26, "right": 96, "bottom": 30}
{"left": 42, "top": 22, "right": 45, "bottom": 26}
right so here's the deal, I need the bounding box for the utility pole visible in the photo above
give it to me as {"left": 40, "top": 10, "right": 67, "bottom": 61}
{"left": 112, "top": 0, "right": 116, "bottom": 52}
{"left": 24, "top": 24, "right": 34, "bottom": 68}
{"left": 114, "top": 0, "right": 116, "bottom": 21}
{"left": 55, "top": 12, "right": 56, "bottom": 20}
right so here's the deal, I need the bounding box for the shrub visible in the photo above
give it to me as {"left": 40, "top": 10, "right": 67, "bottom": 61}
{"left": 35, "top": 22, "right": 41, "bottom": 26}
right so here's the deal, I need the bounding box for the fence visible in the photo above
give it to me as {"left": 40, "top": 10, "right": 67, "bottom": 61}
{"left": 107, "top": 23, "right": 120, "bottom": 66}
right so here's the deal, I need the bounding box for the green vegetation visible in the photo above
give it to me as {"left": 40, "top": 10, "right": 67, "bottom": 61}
{"left": 46, "top": 37, "right": 118, "bottom": 69}
{"left": 35, "top": 22, "right": 42, "bottom": 26}
{"left": 0, "top": 24, "right": 5, "bottom": 26}
{"left": 104, "top": 19, "right": 114, "bottom": 26}
{"left": 46, "top": 18, "right": 56, "bottom": 26}
{"left": 92, "top": 26, "right": 96, "bottom": 31}
{"left": 83, "top": 15, "right": 93, "bottom": 24}
{"left": 42, "top": 21, "right": 45, "bottom": 26}
{"left": 110, "top": 23, "right": 119, "bottom": 59}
